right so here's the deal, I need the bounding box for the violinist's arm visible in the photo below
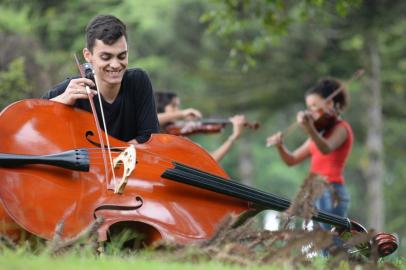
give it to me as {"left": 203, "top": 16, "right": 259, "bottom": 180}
{"left": 158, "top": 108, "right": 202, "bottom": 126}
{"left": 306, "top": 124, "right": 348, "bottom": 154}
{"left": 158, "top": 111, "right": 186, "bottom": 125}
{"left": 210, "top": 115, "right": 245, "bottom": 162}
{"left": 210, "top": 136, "right": 237, "bottom": 162}
{"left": 276, "top": 139, "right": 311, "bottom": 166}
{"left": 299, "top": 111, "right": 348, "bottom": 154}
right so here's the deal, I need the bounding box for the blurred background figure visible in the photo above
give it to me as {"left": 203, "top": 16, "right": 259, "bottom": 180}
{"left": 155, "top": 91, "right": 246, "bottom": 162}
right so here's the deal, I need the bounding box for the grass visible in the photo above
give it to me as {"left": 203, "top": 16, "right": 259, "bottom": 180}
{"left": 1, "top": 244, "right": 405, "bottom": 270}
{"left": 1, "top": 221, "right": 404, "bottom": 270}
{"left": 0, "top": 249, "right": 288, "bottom": 270}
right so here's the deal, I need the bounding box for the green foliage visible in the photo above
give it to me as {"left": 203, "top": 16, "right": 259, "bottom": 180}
{"left": 0, "top": 5, "right": 32, "bottom": 34}
{"left": 201, "top": 0, "right": 362, "bottom": 67}
{"left": 0, "top": 57, "right": 31, "bottom": 110}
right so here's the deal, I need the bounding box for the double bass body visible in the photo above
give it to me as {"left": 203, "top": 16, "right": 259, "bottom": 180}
{"left": 0, "top": 99, "right": 249, "bottom": 244}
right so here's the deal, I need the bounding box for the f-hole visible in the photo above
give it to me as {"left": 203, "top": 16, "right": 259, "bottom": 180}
{"left": 85, "top": 131, "right": 121, "bottom": 152}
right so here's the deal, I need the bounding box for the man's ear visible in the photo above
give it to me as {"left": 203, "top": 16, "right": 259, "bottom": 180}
{"left": 83, "top": 48, "right": 92, "bottom": 62}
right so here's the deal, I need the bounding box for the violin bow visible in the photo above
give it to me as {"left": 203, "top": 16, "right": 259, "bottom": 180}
{"left": 74, "top": 54, "right": 117, "bottom": 188}
{"left": 267, "top": 69, "right": 365, "bottom": 147}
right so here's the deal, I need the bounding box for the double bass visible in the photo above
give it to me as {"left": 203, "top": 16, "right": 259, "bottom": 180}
{"left": 0, "top": 99, "right": 398, "bottom": 257}
{"left": 0, "top": 99, "right": 251, "bottom": 244}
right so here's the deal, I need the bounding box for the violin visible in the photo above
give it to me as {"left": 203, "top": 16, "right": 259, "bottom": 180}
{"left": 165, "top": 118, "right": 260, "bottom": 136}
{"left": 0, "top": 99, "right": 398, "bottom": 257}
{"left": 313, "top": 110, "right": 338, "bottom": 132}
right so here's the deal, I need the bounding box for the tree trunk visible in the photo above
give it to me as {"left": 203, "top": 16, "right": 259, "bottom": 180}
{"left": 363, "top": 32, "right": 385, "bottom": 231}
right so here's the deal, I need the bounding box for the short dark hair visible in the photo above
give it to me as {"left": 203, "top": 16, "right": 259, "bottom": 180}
{"left": 85, "top": 15, "right": 127, "bottom": 52}
{"left": 306, "top": 78, "right": 349, "bottom": 112}
{"left": 154, "top": 91, "right": 178, "bottom": 113}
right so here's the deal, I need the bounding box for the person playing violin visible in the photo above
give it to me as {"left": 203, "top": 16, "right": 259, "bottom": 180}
{"left": 154, "top": 91, "right": 246, "bottom": 162}
{"left": 42, "top": 14, "right": 159, "bottom": 144}
{"left": 155, "top": 92, "right": 203, "bottom": 125}
{"left": 266, "top": 78, "right": 353, "bottom": 232}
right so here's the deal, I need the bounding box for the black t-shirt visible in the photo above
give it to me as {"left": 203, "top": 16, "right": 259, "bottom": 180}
{"left": 42, "top": 68, "right": 159, "bottom": 143}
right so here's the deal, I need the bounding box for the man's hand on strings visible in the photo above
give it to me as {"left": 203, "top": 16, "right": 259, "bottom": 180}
{"left": 52, "top": 78, "right": 97, "bottom": 105}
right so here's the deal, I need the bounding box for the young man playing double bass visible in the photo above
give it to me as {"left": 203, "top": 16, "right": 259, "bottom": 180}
{"left": 0, "top": 14, "right": 159, "bottom": 242}
{"left": 42, "top": 14, "right": 159, "bottom": 144}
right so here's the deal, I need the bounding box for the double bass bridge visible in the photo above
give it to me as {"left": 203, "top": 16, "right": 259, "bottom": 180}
{"left": 112, "top": 145, "right": 136, "bottom": 194}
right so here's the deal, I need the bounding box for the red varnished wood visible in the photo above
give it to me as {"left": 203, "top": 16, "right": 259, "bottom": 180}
{"left": 0, "top": 203, "right": 26, "bottom": 240}
{"left": 0, "top": 99, "right": 249, "bottom": 243}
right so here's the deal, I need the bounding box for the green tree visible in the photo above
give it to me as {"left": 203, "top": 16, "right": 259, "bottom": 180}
{"left": 201, "top": 0, "right": 362, "bottom": 68}
{"left": 0, "top": 57, "right": 31, "bottom": 110}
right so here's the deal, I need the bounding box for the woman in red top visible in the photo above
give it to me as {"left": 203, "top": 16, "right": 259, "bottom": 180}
{"left": 266, "top": 78, "right": 353, "bottom": 231}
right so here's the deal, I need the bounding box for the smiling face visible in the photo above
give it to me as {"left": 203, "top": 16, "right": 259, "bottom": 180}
{"left": 305, "top": 93, "right": 334, "bottom": 120}
{"left": 83, "top": 36, "right": 128, "bottom": 88}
